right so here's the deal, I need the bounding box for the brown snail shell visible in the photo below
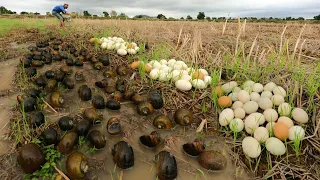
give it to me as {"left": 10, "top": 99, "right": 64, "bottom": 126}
{"left": 182, "top": 139, "right": 205, "bottom": 157}
{"left": 104, "top": 85, "right": 116, "bottom": 94}
{"left": 112, "top": 141, "right": 134, "bottom": 169}
{"left": 113, "top": 91, "right": 123, "bottom": 102}
{"left": 139, "top": 131, "right": 161, "bottom": 149}
{"left": 45, "top": 79, "right": 57, "bottom": 90}
{"left": 93, "top": 62, "right": 104, "bottom": 70}
{"left": 60, "top": 65, "right": 72, "bottom": 75}
{"left": 103, "top": 70, "right": 116, "bottom": 78}
{"left": 75, "top": 120, "right": 92, "bottom": 136}
{"left": 106, "top": 117, "right": 122, "bottom": 135}
{"left": 58, "top": 131, "right": 78, "bottom": 155}
{"left": 32, "top": 60, "right": 45, "bottom": 67}
{"left": 198, "top": 150, "right": 227, "bottom": 171}
{"left": 116, "top": 66, "right": 128, "bottom": 76}
{"left": 91, "top": 56, "right": 99, "bottom": 63}
{"left": 83, "top": 108, "right": 102, "bottom": 123}
{"left": 66, "top": 151, "right": 88, "bottom": 179}
{"left": 88, "top": 130, "right": 107, "bottom": 149}
{"left": 137, "top": 101, "right": 154, "bottom": 116}
{"left": 95, "top": 79, "right": 109, "bottom": 88}
{"left": 154, "top": 151, "right": 178, "bottom": 180}
{"left": 78, "top": 85, "right": 92, "bottom": 101}
{"left": 92, "top": 95, "right": 105, "bottom": 109}
{"left": 153, "top": 115, "right": 173, "bottom": 130}
{"left": 132, "top": 93, "right": 144, "bottom": 105}
{"left": 174, "top": 108, "right": 193, "bottom": 126}
{"left": 17, "top": 143, "right": 45, "bottom": 174}
{"left": 75, "top": 70, "right": 85, "bottom": 82}
{"left": 50, "top": 91, "right": 64, "bottom": 108}
{"left": 123, "top": 90, "right": 135, "bottom": 101}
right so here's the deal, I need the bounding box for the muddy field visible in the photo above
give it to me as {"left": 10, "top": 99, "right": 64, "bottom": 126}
{"left": 0, "top": 18, "right": 319, "bottom": 180}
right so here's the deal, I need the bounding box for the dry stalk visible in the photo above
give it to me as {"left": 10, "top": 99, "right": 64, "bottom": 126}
{"left": 279, "top": 25, "right": 288, "bottom": 55}
{"left": 292, "top": 24, "right": 306, "bottom": 60}
{"left": 54, "top": 166, "right": 70, "bottom": 180}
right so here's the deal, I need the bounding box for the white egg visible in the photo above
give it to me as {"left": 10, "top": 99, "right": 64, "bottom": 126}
{"left": 204, "top": 76, "right": 212, "bottom": 85}
{"left": 277, "top": 116, "right": 294, "bottom": 128}
{"left": 173, "top": 63, "right": 184, "bottom": 70}
{"left": 242, "top": 137, "right": 261, "bottom": 158}
{"left": 249, "top": 112, "right": 265, "bottom": 125}
{"left": 181, "top": 74, "right": 191, "bottom": 81}
{"left": 271, "top": 95, "right": 285, "bottom": 106}
{"left": 261, "top": 91, "right": 273, "bottom": 99}
{"left": 152, "top": 61, "right": 162, "bottom": 69}
{"left": 264, "top": 82, "right": 277, "bottom": 91}
{"left": 250, "top": 92, "right": 261, "bottom": 102}
{"left": 266, "top": 122, "right": 276, "bottom": 135}
{"left": 273, "top": 86, "right": 287, "bottom": 97}
{"left": 232, "top": 101, "right": 244, "bottom": 110}
{"left": 233, "top": 87, "right": 242, "bottom": 93}
{"left": 291, "top": 108, "right": 309, "bottom": 123}
{"left": 243, "top": 101, "right": 259, "bottom": 114}
{"left": 219, "top": 108, "right": 234, "bottom": 126}
{"left": 238, "top": 90, "right": 250, "bottom": 104}
{"left": 127, "top": 48, "right": 136, "bottom": 54}
{"left": 175, "top": 80, "right": 192, "bottom": 91}
{"left": 175, "top": 60, "right": 185, "bottom": 65}
{"left": 167, "top": 59, "right": 176, "bottom": 66}
{"left": 265, "top": 137, "right": 286, "bottom": 156}
{"left": 228, "top": 92, "right": 239, "bottom": 102}
{"left": 244, "top": 114, "right": 260, "bottom": 134}
{"left": 191, "top": 79, "right": 206, "bottom": 89}
{"left": 234, "top": 108, "right": 246, "bottom": 119}
{"left": 253, "top": 83, "right": 264, "bottom": 93}
{"left": 117, "top": 49, "right": 127, "bottom": 56}
{"left": 160, "top": 59, "right": 168, "bottom": 65}
{"left": 180, "top": 70, "right": 189, "bottom": 75}
{"left": 254, "top": 127, "right": 269, "bottom": 143}
{"left": 114, "top": 43, "right": 121, "bottom": 50}
{"left": 288, "top": 126, "right": 305, "bottom": 141}
{"left": 171, "top": 70, "right": 182, "bottom": 82}
{"left": 278, "top": 103, "right": 292, "bottom": 116}
{"left": 258, "top": 98, "right": 273, "bottom": 110}
{"left": 159, "top": 73, "right": 171, "bottom": 82}
{"left": 149, "top": 69, "right": 160, "bottom": 80}
{"left": 101, "top": 42, "right": 108, "bottom": 49}
{"left": 229, "top": 118, "right": 244, "bottom": 132}
{"left": 243, "top": 80, "right": 255, "bottom": 89}
{"left": 221, "top": 81, "right": 238, "bottom": 94}
{"left": 199, "top": 69, "right": 208, "bottom": 76}
{"left": 135, "top": 46, "right": 140, "bottom": 52}
{"left": 263, "top": 108, "right": 279, "bottom": 122}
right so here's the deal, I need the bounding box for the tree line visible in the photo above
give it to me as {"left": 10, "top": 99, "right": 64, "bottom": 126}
{"left": 1, "top": 6, "right": 320, "bottom": 21}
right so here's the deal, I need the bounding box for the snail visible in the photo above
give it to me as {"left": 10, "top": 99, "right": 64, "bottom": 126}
{"left": 88, "top": 130, "right": 107, "bottom": 149}
{"left": 75, "top": 70, "right": 85, "bottom": 82}
{"left": 30, "top": 111, "right": 45, "bottom": 127}
{"left": 182, "top": 139, "right": 205, "bottom": 157}
{"left": 83, "top": 108, "right": 103, "bottom": 124}
{"left": 139, "top": 131, "right": 161, "bottom": 149}
{"left": 34, "top": 76, "right": 47, "bottom": 88}
{"left": 41, "top": 127, "right": 59, "bottom": 145}
{"left": 174, "top": 108, "right": 193, "bottom": 126}
{"left": 132, "top": 93, "right": 144, "bottom": 105}
{"left": 112, "top": 141, "right": 134, "bottom": 169}
{"left": 65, "top": 58, "right": 74, "bottom": 66}
{"left": 103, "top": 70, "right": 116, "bottom": 78}
{"left": 17, "top": 143, "right": 45, "bottom": 174}
{"left": 75, "top": 120, "right": 92, "bottom": 136}
{"left": 45, "top": 79, "right": 57, "bottom": 90}
{"left": 58, "top": 131, "right": 79, "bottom": 155}
{"left": 50, "top": 91, "right": 64, "bottom": 108}
{"left": 55, "top": 71, "right": 65, "bottom": 82}
{"left": 106, "top": 99, "right": 121, "bottom": 110}
{"left": 95, "top": 79, "right": 109, "bottom": 88}
{"left": 99, "top": 55, "right": 110, "bottom": 66}
{"left": 154, "top": 151, "right": 178, "bottom": 180}
{"left": 148, "top": 89, "right": 164, "bottom": 109}
{"left": 198, "top": 150, "right": 227, "bottom": 171}
{"left": 25, "top": 88, "right": 41, "bottom": 98}
{"left": 66, "top": 151, "right": 89, "bottom": 179}
{"left": 137, "top": 101, "right": 154, "bottom": 116}
{"left": 116, "top": 65, "right": 128, "bottom": 76}
{"left": 78, "top": 85, "right": 92, "bottom": 101}
{"left": 113, "top": 91, "right": 123, "bottom": 102}
{"left": 153, "top": 115, "right": 173, "bottom": 130}
{"left": 44, "top": 70, "right": 55, "bottom": 79}
{"left": 92, "top": 95, "right": 105, "bottom": 109}
{"left": 93, "top": 62, "right": 104, "bottom": 70}
{"left": 123, "top": 90, "right": 135, "bottom": 101}
{"left": 63, "top": 77, "right": 75, "bottom": 89}
{"left": 58, "top": 116, "right": 74, "bottom": 131}
{"left": 106, "top": 117, "right": 122, "bottom": 135}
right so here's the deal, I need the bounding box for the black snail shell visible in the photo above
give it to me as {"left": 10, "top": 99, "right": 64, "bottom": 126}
{"left": 58, "top": 116, "right": 74, "bottom": 131}
{"left": 55, "top": 71, "right": 66, "bottom": 82}
{"left": 45, "top": 70, "right": 55, "bottom": 79}
{"left": 123, "top": 90, "right": 135, "bottom": 101}
{"left": 198, "top": 150, "right": 227, "bottom": 171}
{"left": 17, "top": 143, "right": 45, "bottom": 174}
{"left": 26, "top": 67, "right": 37, "bottom": 77}
{"left": 58, "top": 131, "right": 79, "bottom": 155}
{"left": 78, "top": 85, "right": 92, "bottom": 101}
{"left": 26, "top": 88, "right": 41, "bottom": 98}
{"left": 93, "top": 62, "right": 104, "bottom": 70}
{"left": 30, "top": 111, "right": 45, "bottom": 127}
{"left": 88, "top": 130, "right": 107, "bottom": 149}
{"left": 34, "top": 76, "right": 47, "bottom": 88}
{"left": 137, "top": 101, "right": 154, "bottom": 116}
{"left": 63, "top": 77, "right": 75, "bottom": 89}
{"left": 75, "top": 70, "right": 85, "bottom": 82}
{"left": 182, "top": 139, "right": 205, "bottom": 157}
{"left": 153, "top": 115, "right": 173, "bottom": 130}
{"left": 50, "top": 91, "right": 64, "bottom": 108}
{"left": 66, "top": 58, "right": 74, "bottom": 66}
{"left": 174, "top": 108, "right": 193, "bottom": 126}
{"left": 33, "top": 54, "right": 42, "bottom": 61}
{"left": 53, "top": 54, "right": 62, "bottom": 61}
{"left": 95, "top": 79, "right": 108, "bottom": 88}
{"left": 99, "top": 55, "right": 110, "bottom": 66}
{"left": 155, "top": 151, "right": 178, "bottom": 180}
{"left": 41, "top": 127, "right": 59, "bottom": 145}
{"left": 139, "top": 131, "right": 161, "bottom": 149}
{"left": 44, "top": 55, "right": 53, "bottom": 64}
{"left": 132, "top": 93, "right": 144, "bottom": 105}
{"left": 112, "top": 141, "right": 134, "bottom": 169}
{"left": 106, "top": 99, "right": 121, "bottom": 110}
{"left": 21, "top": 57, "right": 32, "bottom": 68}
{"left": 116, "top": 66, "right": 128, "bottom": 76}
{"left": 83, "top": 108, "right": 102, "bottom": 123}
{"left": 21, "top": 97, "right": 36, "bottom": 112}
{"left": 75, "top": 120, "right": 92, "bottom": 136}
{"left": 106, "top": 117, "right": 121, "bottom": 135}
{"left": 74, "top": 60, "right": 84, "bottom": 67}
{"left": 92, "top": 95, "right": 105, "bottom": 109}
{"left": 66, "top": 151, "right": 89, "bottom": 179}
{"left": 149, "top": 90, "right": 164, "bottom": 109}
{"left": 46, "top": 79, "right": 57, "bottom": 90}
{"left": 53, "top": 45, "right": 59, "bottom": 51}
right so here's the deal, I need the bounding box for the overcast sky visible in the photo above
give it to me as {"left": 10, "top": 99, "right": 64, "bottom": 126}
{"left": 1, "top": 0, "right": 320, "bottom": 19}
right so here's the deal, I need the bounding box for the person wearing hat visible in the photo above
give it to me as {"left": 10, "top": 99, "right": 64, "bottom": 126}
{"left": 52, "top": 3, "right": 69, "bottom": 28}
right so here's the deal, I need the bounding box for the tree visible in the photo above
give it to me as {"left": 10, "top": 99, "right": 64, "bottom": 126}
{"left": 180, "top": 17, "right": 184, "bottom": 19}
{"left": 297, "top": 17, "right": 305, "bottom": 20}
{"left": 0, "top": 6, "right": 14, "bottom": 14}
{"left": 187, "top": 15, "right": 192, "bottom": 20}
{"left": 157, "top": 14, "right": 166, "bottom": 19}
{"left": 285, "top": 17, "right": 292, "bottom": 20}
{"left": 103, "top": 11, "right": 109, "bottom": 17}
{"left": 269, "top": 17, "right": 273, "bottom": 19}
{"left": 20, "top": 11, "right": 28, "bottom": 15}
{"left": 197, "top": 12, "right": 205, "bottom": 20}
{"left": 34, "top": 12, "right": 40, "bottom": 15}
{"left": 206, "top": 17, "right": 211, "bottom": 21}
{"left": 83, "top": 11, "right": 91, "bottom": 17}
{"left": 110, "top": 10, "right": 117, "bottom": 17}
{"left": 314, "top": 14, "right": 320, "bottom": 20}
{"left": 118, "top": 13, "right": 128, "bottom": 19}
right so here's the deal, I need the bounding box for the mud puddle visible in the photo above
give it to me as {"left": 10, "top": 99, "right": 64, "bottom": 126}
{"left": 0, "top": 57, "right": 19, "bottom": 91}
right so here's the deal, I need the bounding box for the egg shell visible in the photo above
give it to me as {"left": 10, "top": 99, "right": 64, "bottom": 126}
{"left": 254, "top": 127, "right": 269, "bottom": 143}
{"left": 238, "top": 90, "right": 250, "bottom": 104}
{"left": 264, "top": 82, "right": 277, "bottom": 91}
{"left": 253, "top": 83, "right": 264, "bottom": 93}
{"left": 175, "top": 80, "right": 192, "bottom": 91}
{"left": 244, "top": 114, "right": 260, "bottom": 134}
{"left": 221, "top": 81, "right": 238, "bottom": 94}
{"left": 243, "top": 101, "right": 259, "bottom": 114}
{"left": 232, "top": 101, "right": 244, "bottom": 110}
{"left": 234, "top": 108, "right": 246, "bottom": 119}
{"left": 291, "top": 108, "right": 308, "bottom": 123}
{"left": 273, "top": 86, "right": 286, "bottom": 97}
{"left": 218, "top": 96, "right": 232, "bottom": 108}
{"left": 277, "top": 116, "right": 294, "bottom": 128}
{"left": 229, "top": 118, "right": 244, "bottom": 132}
{"left": 249, "top": 112, "right": 265, "bottom": 125}
{"left": 273, "top": 122, "right": 289, "bottom": 141}
{"left": 261, "top": 91, "right": 273, "bottom": 99}
{"left": 242, "top": 137, "right": 261, "bottom": 158}
{"left": 258, "top": 98, "right": 273, "bottom": 110}
{"left": 265, "top": 137, "right": 286, "bottom": 156}
{"left": 219, "top": 108, "right": 234, "bottom": 126}
{"left": 228, "top": 92, "right": 239, "bottom": 102}
{"left": 263, "top": 108, "right": 279, "bottom": 122}
{"left": 250, "top": 92, "right": 261, "bottom": 102}
{"left": 278, "top": 103, "right": 292, "bottom": 117}
{"left": 271, "top": 95, "right": 285, "bottom": 106}
{"left": 288, "top": 126, "right": 305, "bottom": 141}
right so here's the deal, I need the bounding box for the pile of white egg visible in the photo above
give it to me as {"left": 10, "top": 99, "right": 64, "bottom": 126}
{"left": 99, "top": 36, "right": 140, "bottom": 55}
{"left": 217, "top": 80, "right": 308, "bottom": 158}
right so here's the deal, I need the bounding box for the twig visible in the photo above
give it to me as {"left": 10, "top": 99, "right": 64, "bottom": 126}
{"left": 54, "top": 166, "right": 70, "bottom": 180}
{"left": 41, "top": 98, "right": 58, "bottom": 113}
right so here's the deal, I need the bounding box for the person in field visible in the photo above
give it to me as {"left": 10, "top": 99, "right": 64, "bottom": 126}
{"left": 52, "top": 3, "right": 69, "bottom": 28}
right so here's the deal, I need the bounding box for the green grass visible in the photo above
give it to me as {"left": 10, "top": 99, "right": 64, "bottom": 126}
{"left": 0, "top": 19, "right": 52, "bottom": 37}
